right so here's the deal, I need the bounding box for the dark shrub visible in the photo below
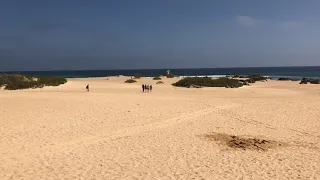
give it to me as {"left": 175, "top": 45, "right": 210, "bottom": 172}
{"left": 0, "top": 74, "right": 67, "bottom": 90}
{"left": 239, "top": 80, "right": 250, "bottom": 86}
{"left": 300, "top": 78, "right": 308, "bottom": 84}
{"left": 310, "top": 79, "right": 320, "bottom": 84}
{"left": 37, "top": 76, "right": 67, "bottom": 86}
{"left": 278, "top": 77, "right": 291, "bottom": 81}
{"left": 247, "top": 74, "right": 261, "bottom": 78}
{"left": 156, "top": 81, "right": 164, "bottom": 84}
{"left": 239, "top": 76, "right": 247, "bottom": 78}
{"left": 0, "top": 75, "right": 7, "bottom": 87}
{"left": 246, "top": 78, "right": 256, "bottom": 83}
{"left": 153, "top": 76, "right": 162, "bottom": 80}
{"left": 299, "top": 78, "right": 320, "bottom": 84}
{"left": 238, "top": 74, "right": 267, "bottom": 84}
{"left": 172, "top": 77, "right": 243, "bottom": 88}
{"left": 243, "top": 82, "right": 250, "bottom": 86}
{"left": 166, "top": 73, "right": 174, "bottom": 78}
{"left": 133, "top": 73, "right": 144, "bottom": 79}
{"left": 124, "top": 79, "right": 137, "bottom": 83}
{"left": 248, "top": 74, "right": 267, "bottom": 81}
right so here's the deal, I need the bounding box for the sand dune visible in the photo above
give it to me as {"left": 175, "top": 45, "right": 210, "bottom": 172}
{"left": 1, "top": 77, "right": 320, "bottom": 179}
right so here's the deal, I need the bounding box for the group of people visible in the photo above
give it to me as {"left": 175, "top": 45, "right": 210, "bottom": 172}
{"left": 85, "top": 84, "right": 153, "bottom": 93}
{"left": 142, "top": 84, "right": 152, "bottom": 92}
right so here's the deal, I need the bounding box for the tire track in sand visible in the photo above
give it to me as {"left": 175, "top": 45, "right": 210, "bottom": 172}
{"left": 14, "top": 104, "right": 239, "bottom": 158}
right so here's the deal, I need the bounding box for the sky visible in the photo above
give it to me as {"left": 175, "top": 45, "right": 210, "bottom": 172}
{"left": 1, "top": 0, "right": 320, "bottom": 71}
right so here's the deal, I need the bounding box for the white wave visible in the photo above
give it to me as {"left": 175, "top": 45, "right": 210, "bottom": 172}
{"left": 179, "top": 75, "right": 227, "bottom": 78}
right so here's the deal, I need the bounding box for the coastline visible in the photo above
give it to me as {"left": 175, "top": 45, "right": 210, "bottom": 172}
{"left": 1, "top": 66, "right": 320, "bottom": 79}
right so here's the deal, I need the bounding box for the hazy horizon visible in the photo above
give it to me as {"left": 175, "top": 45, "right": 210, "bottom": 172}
{"left": 2, "top": 65, "right": 320, "bottom": 73}
{"left": 1, "top": 0, "right": 320, "bottom": 71}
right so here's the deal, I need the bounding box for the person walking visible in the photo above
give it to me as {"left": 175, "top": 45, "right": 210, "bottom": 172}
{"left": 150, "top": 85, "right": 153, "bottom": 92}
{"left": 142, "top": 84, "right": 145, "bottom": 92}
{"left": 86, "top": 84, "right": 89, "bottom": 92}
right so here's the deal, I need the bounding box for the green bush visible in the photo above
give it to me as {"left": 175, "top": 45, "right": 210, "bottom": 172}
{"left": 230, "top": 74, "right": 267, "bottom": 82}
{"left": 172, "top": 77, "right": 243, "bottom": 88}
{"left": 37, "top": 76, "right": 67, "bottom": 86}
{"left": 0, "top": 74, "right": 67, "bottom": 90}
{"left": 239, "top": 75, "right": 247, "bottom": 78}
{"left": 0, "top": 76, "right": 6, "bottom": 87}
{"left": 124, "top": 79, "right": 137, "bottom": 83}
{"left": 247, "top": 74, "right": 261, "bottom": 78}
{"left": 167, "top": 73, "right": 174, "bottom": 78}
{"left": 245, "top": 74, "right": 267, "bottom": 83}
{"left": 231, "top": 75, "right": 240, "bottom": 78}
{"left": 278, "top": 77, "right": 291, "bottom": 81}
{"left": 300, "top": 78, "right": 320, "bottom": 84}
{"left": 153, "top": 76, "right": 162, "bottom": 80}
{"left": 133, "top": 73, "right": 144, "bottom": 79}
{"left": 310, "top": 79, "right": 320, "bottom": 84}
{"left": 165, "top": 72, "right": 175, "bottom": 78}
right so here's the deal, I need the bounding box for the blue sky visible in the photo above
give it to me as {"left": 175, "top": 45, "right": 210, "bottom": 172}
{"left": 1, "top": 0, "right": 320, "bottom": 71}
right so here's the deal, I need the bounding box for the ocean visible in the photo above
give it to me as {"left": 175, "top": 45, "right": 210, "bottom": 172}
{"left": 2, "top": 66, "right": 320, "bottom": 79}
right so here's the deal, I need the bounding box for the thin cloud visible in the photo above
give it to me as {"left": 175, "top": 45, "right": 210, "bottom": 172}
{"left": 235, "top": 16, "right": 261, "bottom": 27}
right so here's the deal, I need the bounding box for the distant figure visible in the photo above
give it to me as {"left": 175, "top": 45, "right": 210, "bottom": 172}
{"left": 142, "top": 84, "right": 145, "bottom": 92}
{"left": 150, "top": 85, "right": 153, "bottom": 92}
{"left": 86, "top": 84, "right": 89, "bottom": 92}
{"left": 145, "top": 84, "right": 149, "bottom": 92}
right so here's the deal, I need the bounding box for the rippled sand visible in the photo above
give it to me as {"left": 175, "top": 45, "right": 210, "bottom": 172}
{"left": 1, "top": 77, "right": 320, "bottom": 180}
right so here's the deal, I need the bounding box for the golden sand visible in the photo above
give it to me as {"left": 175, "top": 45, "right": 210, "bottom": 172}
{"left": 1, "top": 77, "right": 320, "bottom": 179}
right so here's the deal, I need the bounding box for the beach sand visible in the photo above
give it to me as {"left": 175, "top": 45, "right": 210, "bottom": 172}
{"left": 1, "top": 77, "right": 320, "bottom": 180}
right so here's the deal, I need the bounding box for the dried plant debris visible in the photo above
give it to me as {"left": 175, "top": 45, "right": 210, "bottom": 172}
{"left": 204, "top": 133, "right": 284, "bottom": 151}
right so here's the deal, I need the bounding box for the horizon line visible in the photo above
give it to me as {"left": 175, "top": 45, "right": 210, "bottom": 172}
{"left": 1, "top": 65, "right": 320, "bottom": 73}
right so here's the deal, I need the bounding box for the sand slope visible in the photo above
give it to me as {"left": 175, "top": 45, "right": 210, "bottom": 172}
{"left": 1, "top": 77, "right": 320, "bottom": 179}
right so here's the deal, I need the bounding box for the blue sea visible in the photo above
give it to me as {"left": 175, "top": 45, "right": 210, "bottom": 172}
{"left": 2, "top": 66, "right": 320, "bottom": 79}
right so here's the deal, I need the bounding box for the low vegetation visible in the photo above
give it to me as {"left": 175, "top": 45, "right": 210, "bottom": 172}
{"left": 230, "top": 74, "right": 268, "bottom": 84}
{"left": 166, "top": 72, "right": 175, "bottom": 78}
{"left": 231, "top": 74, "right": 268, "bottom": 84}
{"left": 133, "top": 73, "right": 144, "bottom": 79}
{"left": 300, "top": 78, "right": 320, "bottom": 84}
{"left": 231, "top": 75, "right": 252, "bottom": 79}
{"left": 124, "top": 79, "right": 137, "bottom": 83}
{"left": 204, "top": 132, "right": 283, "bottom": 151}
{"left": 156, "top": 81, "right": 164, "bottom": 84}
{"left": 172, "top": 77, "right": 243, "bottom": 88}
{"left": 0, "top": 73, "right": 67, "bottom": 90}
{"left": 246, "top": 74, "right": 268, "bottom": 82}
{"left": 153, "top": 76, "right": 162, "bottom": 80}
{"left": 277, "top": 77, "right": 291, "bottom": 81}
